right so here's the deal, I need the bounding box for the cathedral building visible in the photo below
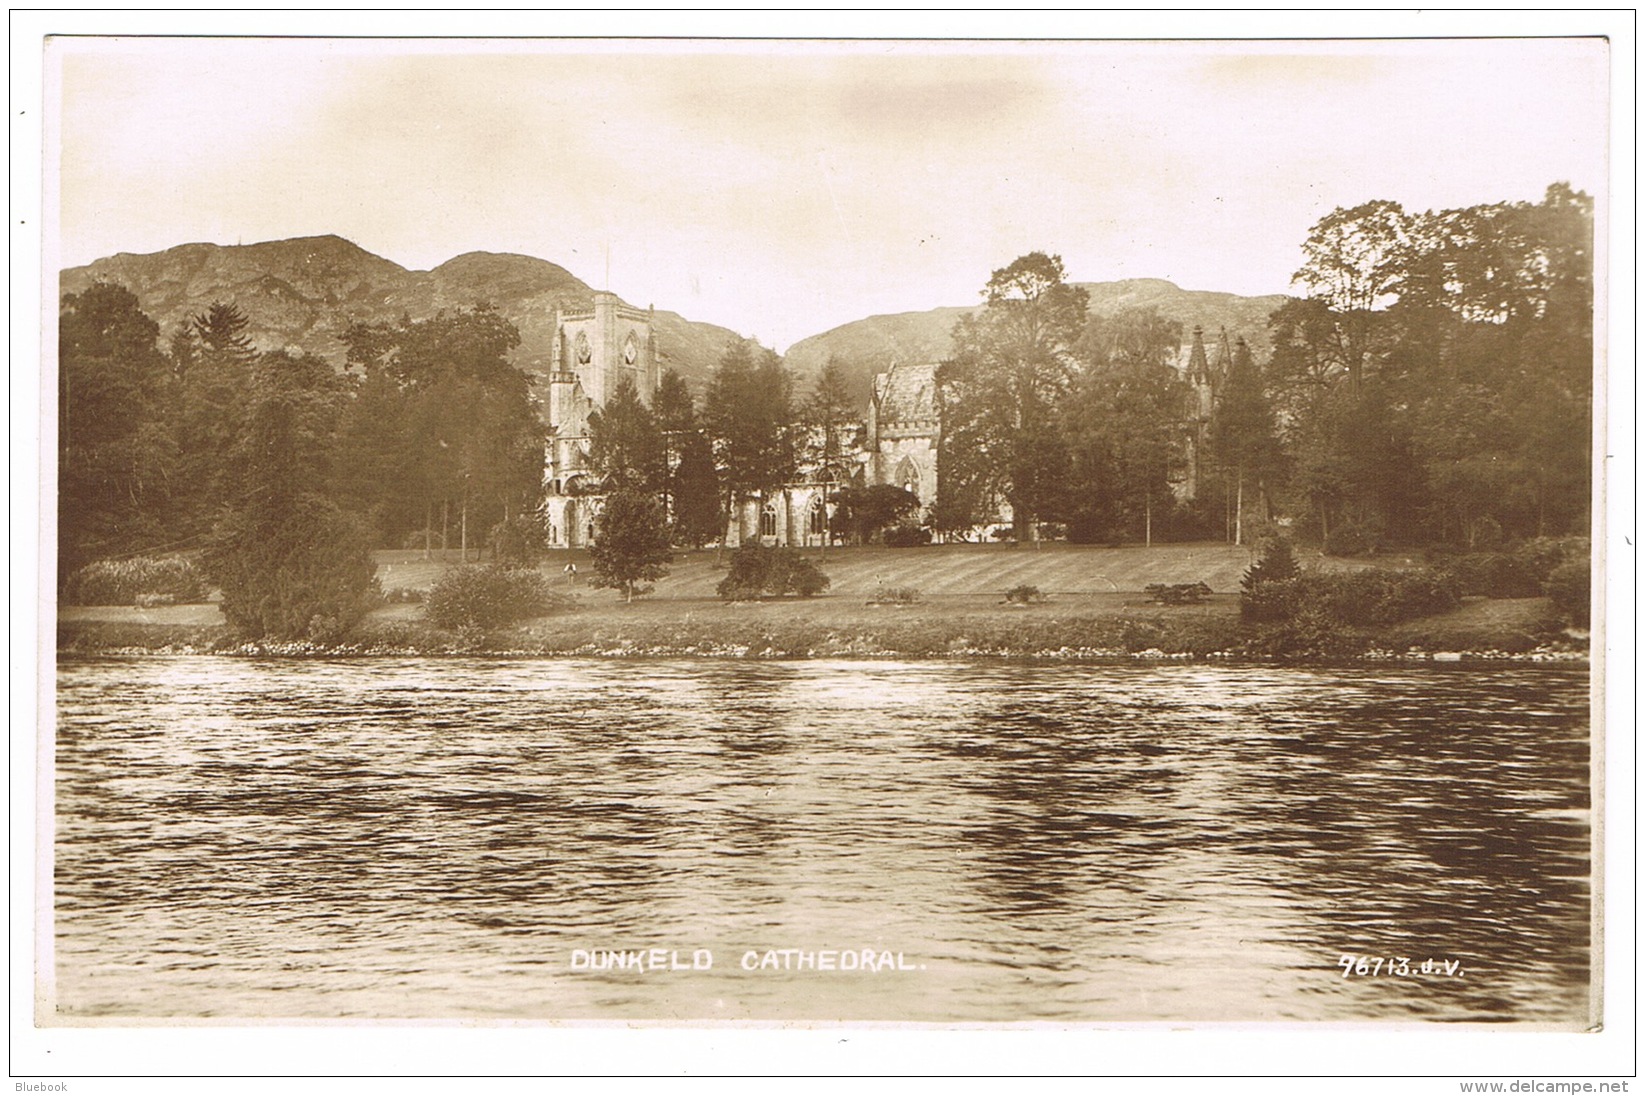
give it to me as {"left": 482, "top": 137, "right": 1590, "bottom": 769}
{"left": 540, "top": 300, "right": 1238, "bottom": 549}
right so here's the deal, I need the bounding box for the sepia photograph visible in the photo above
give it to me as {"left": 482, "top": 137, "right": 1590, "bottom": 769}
{"left": 15, "top": 10, "right": 1634, "bottom": 1085}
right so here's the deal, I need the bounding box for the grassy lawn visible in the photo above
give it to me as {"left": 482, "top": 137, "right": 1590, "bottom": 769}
{"left": 56, "top": 542, "right": 1579, "bottom": 660}
{"left": 376, "top": 540, "right": 1330, "bottom": 600}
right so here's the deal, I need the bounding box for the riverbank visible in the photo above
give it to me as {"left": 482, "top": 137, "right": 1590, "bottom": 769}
{"left": 55, "top": 542, "right": 1589, "bottom": 663}
{"left": 57, "top": 589, "right": 1587, "bottom": 663}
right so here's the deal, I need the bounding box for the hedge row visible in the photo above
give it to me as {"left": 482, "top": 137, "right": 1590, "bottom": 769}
{"left": 64, "top": 556, "right": 210, "bottom": 606}
{"left": 1242, "top": 568, "right": 1461, "bottom": 627}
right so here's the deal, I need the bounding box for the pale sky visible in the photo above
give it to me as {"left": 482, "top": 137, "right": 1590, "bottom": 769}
{"left": 51, "top": 34, "right": 1609, "bottom": 351}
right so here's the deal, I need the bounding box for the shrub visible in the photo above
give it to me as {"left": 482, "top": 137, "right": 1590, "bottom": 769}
{"left": 425, "top": 564, "right": 559, "bottom": 632}
{"left": 716, "top": 545, "right": 830, "bottom": 600}
{"left": 1242, "top": 568, "right": 1459, "bottom": 628}
{"left": 1242, "top": 606, "right": 1371, "bottom": 659}
{"left": 1519, "top": 535, "right": 1589, "bottom": 579}
{"left": 867, "top": 586, "right": 921, "bottom": 606}
{"left": 1430, "top": 537, "right": 1589, "bottom": 599}
{"left": 1118, "top": 618, "right": 1167, "bottom": 652}
{"left": 204, "top": 498, "right": 380, "bottom": 641}
{"left": 1240, "top": 575, "right": 1309, "bottom": 623}
{"left": 1435, "top": 551, "right": 1545, "bottom": 598}
{"left": 65, "top": 556, "right": 209, "bottom": 606}
{"left": 1545, "top": 558, "right": 1590, "bottom": 628}
{"left": 1145, "top": 582, "right": 1213, "bottom": 606}
{"left": 1003, "top": 584, "right": 1047, "bottom": 605}
{"left": 883, "top": 524, "right": 932, "bottom": 548}
{"left": 1314, "top": 569, "right": 1460, "bottom": 626}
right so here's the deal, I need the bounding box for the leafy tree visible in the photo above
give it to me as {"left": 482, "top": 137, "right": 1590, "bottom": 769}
{"left": 1291, "top": 200, "right": 1411, "bottom": 392}
{"left": 670, "top": 429, "right": 723, "bottom": 548}
{"left": 829, "top": 484, "right": 920, "bottom": 545}
{"left": 702, "top": 338, "right": 794, "bottom": 551}
{"left": 333, "top": 365, "right": 418, "bottom": 541}
{"left": 652, "top": 367, "right": 697, "bottom": 517}
{"left": 588, "top": 375, "right": 664, "bottom": 490}
{"left": 1207, "top": 337, "right": 1281, "bottom": 545}
{"left": 928, "top": 468, "right": 993, "bottom": 541}
{"left": 589, "top": 486, "right": 672, "bottom": 602}
{"left": 803, "top": 357, "right": 858, "bottom": 551}
{"left": 938, "top": 252, "right": 1089, "bottom": 545}
{"left": 57, "top": 282, "right": 177, "bottom": 583}
{"left": 1063, "top": 308, "right": 1187, "bottom": 544}
{"left": 341, "top": 307, "right": 542, "bottom": 552}
{"left": 1271, "top": 185, "right": 1591, "bottom": 548}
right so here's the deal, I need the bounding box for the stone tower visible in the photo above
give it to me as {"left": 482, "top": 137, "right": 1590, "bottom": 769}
{"left": 542, "top": 292, "right": 659, "bottom": 548}
{"left": 549, "top": 291, "right": 659, "bottom": 410}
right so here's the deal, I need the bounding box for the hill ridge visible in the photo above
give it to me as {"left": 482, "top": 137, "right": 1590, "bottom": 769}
{"left": 63, "top": 237, "right": 1288, "bottom": 400}
{"left": 60, "top": 236, "right": 743, "bottom": 391}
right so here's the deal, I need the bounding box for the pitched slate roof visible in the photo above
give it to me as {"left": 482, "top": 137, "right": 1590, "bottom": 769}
{"left": 873, "top": 361, "right": 939, "bottom": 424}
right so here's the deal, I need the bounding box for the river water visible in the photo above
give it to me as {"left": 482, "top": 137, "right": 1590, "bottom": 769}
{"left": 50, "top": 656, "right": 1592, "bottom": 1024}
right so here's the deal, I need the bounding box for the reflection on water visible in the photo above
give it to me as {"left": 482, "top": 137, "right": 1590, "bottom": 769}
{"left": 52, "top": 657, "right": 1590, "bottom": 1022}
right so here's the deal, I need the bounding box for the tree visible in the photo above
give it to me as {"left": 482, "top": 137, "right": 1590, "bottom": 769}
{"left": 191, "top": 300, "right": 257, "bottom": 362}
{"left": 670, "top": 429, "right": 723, "bottom": 548}
{"left": 829, "top": 485, "right": 921, "bottom": 545}
{"left": 1207, "top": 338, "right": 1280, "bottom": 546}
{"left": 702, "top": 338, "right": 794, "bottom": 551}
{"left": 1270, "top": 185, "right": 1592, "bottom": 548}
{"left": 57, "top": 282, "right": 177, "bottom": 583}
{"left": 1291, "top": 200, "right": 1411, "bottom": 392}
{"left": 938, "top": 252, "right": 1089, "bottom": 546}
{"left": 806, "top": 357, "right": 856, "bottom": 477}
{"left": 803, "top": 357, "right": 858, "bottom": 551}
{"left": 587, "top": 375, "right": 663, "bottom": 490}
{"left": 341, "top": 307, "right": 543, "bottom": 553}
{"left": 170, "top": 299, "right": 262, "bottom": 540}
{"left": 202, "top": 352, "right": 376, "bottom": 641}
{"left": 589, "top": 486, "right": 672, "bottom": 602}
{"left": 652, "top": 367, "right": 697, "bottom": 519}
{"left": 1064, "top": 308, "right": 1187, "bottom": 545}
{"left": 1241, "top": 536, "right": 1300, "bottom": 592}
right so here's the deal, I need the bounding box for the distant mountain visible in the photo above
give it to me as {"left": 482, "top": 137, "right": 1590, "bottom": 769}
{"left": 782, "top": 278, "right": 1290, "bottom": 405}
{"left": 59, "top": 235, "right": 745, "bottom": 393}
{"left": 62, "top": 240, "right": 1289, "bottom": 410}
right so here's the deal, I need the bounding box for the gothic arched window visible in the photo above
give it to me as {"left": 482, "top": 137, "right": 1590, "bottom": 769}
{"left": 760, "top": 503, "right": 779, "bottom": 539}
{"left": 896, "top": 456, "right": 922, "bottom": 497}
{"left": 808, "top": 495, "right": 826, "bottom": 536}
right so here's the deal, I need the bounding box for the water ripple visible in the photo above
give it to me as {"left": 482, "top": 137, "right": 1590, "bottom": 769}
{"left": 51, "top": 657, "right": 1590, "bottom": 1023}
